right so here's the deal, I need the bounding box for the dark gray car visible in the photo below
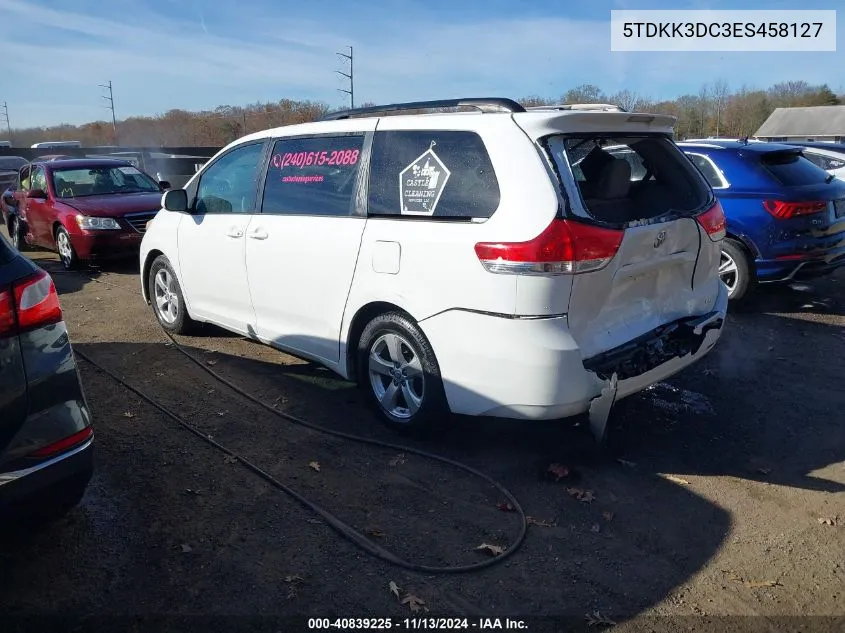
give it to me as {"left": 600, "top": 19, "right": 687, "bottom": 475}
{"left": 0, "top": 235, "right": 93, "bottom": 524}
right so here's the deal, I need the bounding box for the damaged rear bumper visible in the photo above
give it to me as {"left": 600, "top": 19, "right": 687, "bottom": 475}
{"left": 582, "top": 311, "right": 725, "bottom": 382}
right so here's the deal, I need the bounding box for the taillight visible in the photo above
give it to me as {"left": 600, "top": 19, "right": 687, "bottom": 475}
{"left": 0, "top": 269, "right": 63, "bottom": 338}
{"left": 696, "top": 200, "right": 727, "bottom": 242}
{"left": 0, "top": 288, "right": 15, "bottom": 336}
{"left": 29, "top": 426, "right": 93, "bottom": 458}
{"left": 474, "top": 219, "right": 624, "bottom": 275}
{"left": 763, "top": 200, "right": 828, "bottom": 219}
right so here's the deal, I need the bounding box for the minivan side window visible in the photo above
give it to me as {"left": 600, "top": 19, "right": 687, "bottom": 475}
{"left": 195, "top": 142, "right": 265, "bottom": 214}
{"left": 261, "top": 135, "right": 366, "bottom": 217}
{"left": 367, "top": 130, "right": 500, "bottom": 219}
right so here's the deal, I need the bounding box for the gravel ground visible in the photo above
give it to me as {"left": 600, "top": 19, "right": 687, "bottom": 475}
{"left": 1, "top": 238, "right": 843, "bottom": 632}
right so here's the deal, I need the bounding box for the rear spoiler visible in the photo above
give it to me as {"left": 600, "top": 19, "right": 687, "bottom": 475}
{"left": 513, "top": 111, "right": 677, "bottom": 139}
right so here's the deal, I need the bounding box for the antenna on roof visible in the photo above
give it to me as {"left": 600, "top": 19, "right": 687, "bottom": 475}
{"left": 740, "top": 135, "right": 749, "bottom": 145}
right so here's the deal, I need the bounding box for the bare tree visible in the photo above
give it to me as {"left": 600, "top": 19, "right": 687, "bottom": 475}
{"left": 712, "top": 79, "right": 730, "bottom": 137}
{"left": 608, "top": 89, "right": 642, "bottom": 112}
{"left": 697, "top": 83, "right": 711, "bottom": 138}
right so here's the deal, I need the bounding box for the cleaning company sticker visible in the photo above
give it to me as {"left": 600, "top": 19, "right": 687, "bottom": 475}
{"left": 399, "top": 142, "right": 450, "bottom": 215}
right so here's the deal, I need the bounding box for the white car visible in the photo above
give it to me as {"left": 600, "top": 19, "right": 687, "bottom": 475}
{"left": 139, "top": 98, "right": 728, "bottom": 438}
{"left": 795, "top": 146, "right": 845, "bottom": 179}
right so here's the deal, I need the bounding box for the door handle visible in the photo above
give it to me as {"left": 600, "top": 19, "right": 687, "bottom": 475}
{"left": 248, "top": 227, "right": 269, "bottom": 240}
{"left": 226, "top": 227, "right": 243, "bottom": 238}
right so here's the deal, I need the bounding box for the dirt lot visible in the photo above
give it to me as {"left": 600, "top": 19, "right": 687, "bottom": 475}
{"left": 1, "top": 238, "right": 844, "bottom": 631}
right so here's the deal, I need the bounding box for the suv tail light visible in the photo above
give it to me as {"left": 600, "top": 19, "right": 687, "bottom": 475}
{"left": 474, "top": 219, "right": 624, "bottom": 275}
{"left": 696, "top": 200, "right": 727, "bottom": 241}
{"left": 763, "top": 200, "right": 828, "bottom": 219}
{"left": 0, "top": 269, "right": 63, "bottom": 338}
{"left": 29, "top": 426, "right": 93, "bottom": 458}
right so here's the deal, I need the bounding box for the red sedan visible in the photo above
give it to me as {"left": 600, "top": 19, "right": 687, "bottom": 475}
{"left": 1, "top": 158, "right": 169, "bottom": 269}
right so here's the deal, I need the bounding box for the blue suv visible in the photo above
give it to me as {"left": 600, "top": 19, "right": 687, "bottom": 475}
{"left": 677, "top": 140, "right": 845, "bottom": 301}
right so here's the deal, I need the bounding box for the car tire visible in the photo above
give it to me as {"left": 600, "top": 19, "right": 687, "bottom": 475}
{"left": 720, "top": 238, "right": 754, "bottom": 302}
{"left": 357, "top": 311, "right": 449, "bottom": 433}
{"left": 149, "top": 255, "right": 195, "bottom": 334}
{"left": 55, "top": 226, "right": 80, "bottom": 270}
{"left": 10, "top": 216, "right": 29, "bottom": 251}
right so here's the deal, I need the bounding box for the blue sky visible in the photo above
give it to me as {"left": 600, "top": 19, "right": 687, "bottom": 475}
{"left": 2, "top": 0, "right": 843, "bottom": 128}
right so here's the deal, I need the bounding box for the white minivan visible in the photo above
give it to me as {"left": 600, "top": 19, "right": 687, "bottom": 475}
{"left": 139, "top": 98, "right": 728, "bottom": 438}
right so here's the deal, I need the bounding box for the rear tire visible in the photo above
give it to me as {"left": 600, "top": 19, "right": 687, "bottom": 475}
{"left": 55, "top": 226, "right": 80, "bottom": 270}
{"left": 149, "top": 255, "right": 195, "bottom": 334}
{"left": 10, "top": 216, "right": 29, "bottom": 251}
{"left": 357, "top": 312, "right": 448, "bottom": 434}
{"left": 720, "top": 238, "right": 754, "bottom": 302}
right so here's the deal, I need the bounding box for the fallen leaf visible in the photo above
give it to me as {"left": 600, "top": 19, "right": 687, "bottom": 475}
{"left": 207, "top": 389, "right": 215, "bottom": 395}
{"left": 284, "top": 575, "right": 304, "bottom": 584}
{"left": 223, "top": 455, "right": 238, "bottom": 464}
{"left": 206, "top": 360, "right": 217, "bottom": 366}
{"left": 475, "top": 543, "right": 506, "bottom": 557}
{"left": 401, "top": 594, "right": 425, "bottom": 612}
{"left": 757, "top": 468, "right": 772, "bottom": 475}
{"left": 818, "top": 516, "right": 839, "bottom": 526}
{"left": 566, "top": 487, "right": 595, "bottom": 503}
{"left": 616, "top": 458, "right": 636, "bottom": 468}
{"left": 122, "top": 411, "right": 135, "bottom": 418}
{"left": 526, "top": 516, "right": 555, "bottom": 527}
{"left": 217, "top": 411, "right": 228, "bottom": 417}
{"left": 496, "top": 502, "right": 516, "bottom": 513}
{"left": 591, "top": 523, "right": 601, "bottom": 533}
{"left": 660, "top": 474, "right": 691, "bottom": 485}
{"left": 179, "top": 544, "right": 192, "bottom": 553}
{"left": 585, "top": 611, "right": 616, "bottom": 627}
{"left": 745, "top": 580, "right": 782, "bottom": 588}
{"left": 547, "top": 463, "right": 571, "bottom": 480}
{"left": 388, "top": 454, "right": 407, "bottom": 467}
{"left": 308, "top": 461, "right": 321, "bottom": 472}
{"left": 366, "top": 528, "right": 386, "bottom": 538}
{"left": 306, "top": 518, "right": 321, "bottom": 524}
{"left": 184, "top": 488, "right": 201, "bottom": 496}
{"left": 602, "top": 511, "right": 614, "bottom": 522}
{"left": 389, "top": 581, "right": 401, "bottom": 599}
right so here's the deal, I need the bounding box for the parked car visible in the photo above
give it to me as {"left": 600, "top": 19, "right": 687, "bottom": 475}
{"left": 784, "top": 142, "right": 845, "bottom": 179}
{"left": 140, "top": 98, "right": 728, "bottom": 434}
{"left": 0, "top": 233, "right": 93, "bottom": 524}
{"left": 0, "top": 156, "right": 27, "bottom": 192}
{"left": 678, "top": 140, "right": 845, "bottom": 301}
{"left": 1, "top": 158, "right": 170, "bottom": 269}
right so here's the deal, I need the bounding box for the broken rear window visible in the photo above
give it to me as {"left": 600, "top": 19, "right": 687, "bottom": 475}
{"left": 548, "top": 135, "right": 711, "bottom": 224}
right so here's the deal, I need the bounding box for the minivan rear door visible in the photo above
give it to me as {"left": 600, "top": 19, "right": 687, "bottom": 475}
{"left": 542, "top": 131, "right": 721, "bottom": 360}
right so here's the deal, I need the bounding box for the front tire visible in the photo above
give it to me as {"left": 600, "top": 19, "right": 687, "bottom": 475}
{"left": 357, "top": 312, "right": 448, "bottom": 433}
{"left": 720, "top": 238, "right": 754, "bottom": 302}
{"left": 55, "top": 226, "right": 80, "bottom": 270}
{"left": 149, "top": 255, "right": 195, "bottom": 334}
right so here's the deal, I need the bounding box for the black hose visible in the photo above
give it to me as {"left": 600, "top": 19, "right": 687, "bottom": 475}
{"left": 72, "top": 274, "right": 528, "bottom": 573}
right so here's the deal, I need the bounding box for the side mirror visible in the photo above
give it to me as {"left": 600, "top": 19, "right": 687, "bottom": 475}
{"left": 158, "top": 180, "right": 172, "bottom": 191}
{"left": 162, "top": 188, "right": 189, "bottom": 213}
{"left": 27, "top": 188, "right": 47, "bottom": 199}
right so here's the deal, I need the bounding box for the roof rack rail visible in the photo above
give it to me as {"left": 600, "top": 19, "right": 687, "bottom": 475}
{"left": 320, "top": 98, "right": 526, "bottom": 121}
{"left": 525, "top": 103, "right": 627, "bottom": 112}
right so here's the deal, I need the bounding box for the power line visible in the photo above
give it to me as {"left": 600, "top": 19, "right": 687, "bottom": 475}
{"left": 1, "top": 102, "right": 11, "bottom": 142}
{"left": 336, "top": 46, "right": 354, "bottom": 109}
{"left": 99, "top": 80, "right": 118, "bottom": 143}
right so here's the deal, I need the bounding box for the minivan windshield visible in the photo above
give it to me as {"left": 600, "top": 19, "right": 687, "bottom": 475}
{"left": 548, "top": 135, "right": 711, "bottom": 224}
{"left": 52, "top": 165, "right": 160, "bottom": 198}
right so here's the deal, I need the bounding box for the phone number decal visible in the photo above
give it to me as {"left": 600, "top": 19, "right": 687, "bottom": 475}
{"left": 272, "top": 149, "right": 360, "bottom": 170}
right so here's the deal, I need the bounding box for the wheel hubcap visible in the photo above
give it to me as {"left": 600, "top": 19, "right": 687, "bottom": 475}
{"left": 368, "top": 332, "right": 424, "bottom": 420}
{"left": 57, "top": 232, "right": 72, "bottom": 262}
{"left": 153, "top": 269, "right": 179, "bottom": 324}
{"left": 719, "top": 250, "right": 739, "bottom": 295}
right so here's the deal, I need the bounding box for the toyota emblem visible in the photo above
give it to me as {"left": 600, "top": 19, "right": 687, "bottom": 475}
{"left": 654, "top": 230, "right": 667, "bottom": 248}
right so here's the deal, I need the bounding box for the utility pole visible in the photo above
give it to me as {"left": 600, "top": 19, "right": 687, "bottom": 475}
{"left": 99, "top": 80, "right": 118, "bottom": 143}
{"left": 336, "top": 46, "right": 354, "bottom": 109}
{"left": 0, "top": 102, "right": 11, "bottom": 143}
